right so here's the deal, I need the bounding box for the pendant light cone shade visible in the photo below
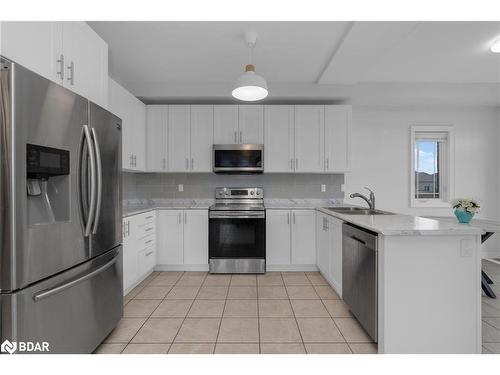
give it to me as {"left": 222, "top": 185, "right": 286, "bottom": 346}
{"left": 232, "top": 32, "right": 269, "bottom": 101}
{"left": 232, "top": 69, "right": 268, "bottom": 101}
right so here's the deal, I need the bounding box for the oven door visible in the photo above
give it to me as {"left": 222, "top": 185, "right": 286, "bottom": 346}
{"left": 209, "top": 211, "right": 266, "bottom": 260}
{"left": 213, "top": 145, "right": 263, "bottom": 173}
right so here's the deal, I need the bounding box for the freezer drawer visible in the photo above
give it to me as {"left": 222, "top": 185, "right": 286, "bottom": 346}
{"left": 0, "top": 246, "right": 123, "bottom": 354}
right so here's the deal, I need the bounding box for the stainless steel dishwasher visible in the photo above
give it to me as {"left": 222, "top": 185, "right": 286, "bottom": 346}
{"left": 342, "top": 222, "right": 378, "bottom": 342}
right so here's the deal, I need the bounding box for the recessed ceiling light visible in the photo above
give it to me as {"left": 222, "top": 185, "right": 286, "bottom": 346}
{"left": 491, "top": 36, "right": 500, "bottom": 53}
{"left": 232, "top": 31, "right": 268, "bottom": 102}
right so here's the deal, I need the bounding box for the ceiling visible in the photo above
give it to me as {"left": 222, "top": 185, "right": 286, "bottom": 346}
{"left": 88, "top": 21, "right": 500, "bottom": 105}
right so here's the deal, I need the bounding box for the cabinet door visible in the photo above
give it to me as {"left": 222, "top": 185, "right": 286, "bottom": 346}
{"left": 146, "top": 105, "right": 168, "bottom": 171}
{"left": 62, "top": 22, "right": 108, "bottom": 107}
{"left": 325, "top": 105, "right": 351, "bottom": 172}
{"left": 0, "top": 21, "right": 63, "bottom": 83}
{"left": 133, "top": 100, "right": 147, "bottom": 171}
{"left": 122, "top": 217, "right": 139, "bottom": 292}
{"left": 167, "top": 105, "right": 191, "bottom": 172}
{"left": 291, "top": 210, "right": 316, "bottom": 265}
{"left": 190, "top": 105, "right": 213, "bottom": 172}
{"left": 238, "top": 105, "right": 264, "bottom": 144}
{"left": 316, "top": 212, "right": 329, "bottom": 275}
{"left": 294, "top": 105, "right": 324, "bottom": 172}
{"left": 157, "top": 210, "right": 184, "bottom": 265}
{"left": 328, "top": 216, "right": 343, "bottom": 296}
{"left": 264, "top": 105, "right": 294, "bottom": 172}
{"left": 183, "top": 210, "right": 208, "bottom": 265}
{"left": 266, "top": 210, "right": 291, "bottom": 265}
{"left": 213, "top": 105, "right": 238, "bottom": 144}
{"left": 108, "top": 78, "right": 133, "bottom": 170}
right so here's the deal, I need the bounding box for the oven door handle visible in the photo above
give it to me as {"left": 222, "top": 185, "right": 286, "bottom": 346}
{"left": 209, "top": 212, "right": 265, "bottom": 219}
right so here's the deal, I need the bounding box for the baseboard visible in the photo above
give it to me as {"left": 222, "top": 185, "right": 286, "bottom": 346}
{"left": 266, "top": 264, "right": 319, "bottom": 272}
{"left": 123, "top": 268, "right": 154, "bottom": 296}
{"left": 155, "top": 264, "right": 210, "bottom": 272}
{"left": 318, "top": 269, "right": 342, "bottom": 298}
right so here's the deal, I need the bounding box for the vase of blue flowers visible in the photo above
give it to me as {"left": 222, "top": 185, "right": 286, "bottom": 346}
{"left": 451, "top": 198, "right": 480, "bottom": 224}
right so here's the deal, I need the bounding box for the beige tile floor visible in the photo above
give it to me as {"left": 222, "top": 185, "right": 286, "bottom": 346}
{"left": 482, "top": 260, "right": 500, "bottom": 354}
{"left": 95, "top": 271, "right": 377, "bottom": 354}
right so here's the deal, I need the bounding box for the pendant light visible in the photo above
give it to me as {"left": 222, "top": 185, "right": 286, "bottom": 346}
{"left": 232, "top": 31, "right": 268, "bottom": 101}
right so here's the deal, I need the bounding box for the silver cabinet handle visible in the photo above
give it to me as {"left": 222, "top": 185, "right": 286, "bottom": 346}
{"left": 145, "top": 215, "right": 154, "bottom": 220}
{"left": 295, "top": 158, "right": 298, "bottom": 170}
{"left": 130, "top": 154, "right": 133, "bottom": 167}
{"left": 185, "top": 158, "right": 189, "bottom": 170}
{"left": 82, "top": 125, "right": 97, "bottom": 237}
{"left": 134, "top": 155, "right": 137, "bottom": 167}
{"left": 145, "top": 239, "right": 153, "bottom": 244}
{"left": 178, "top": 212, "right": 182, "bottom": 224}
{"left": 67, "top": 61, "right": 74, "bottom": 86}
{"left": 91, "top": 127, "right": 102, "bottom": 235}
{"left": 191, "top": 158, "right": 194, "bottom": 170}
{"left": 126, "top": 221, "right": 130, "bottom": 237}
{"left": 326, "top": 158, "right": 329, "bottom": 170}
{"left": 292, "top": 212, "right": 296, "bottom": 224}
{"left": 184, "top": 212, "right": 187, "bottom": 224}
{"left": 287, "top": 212, "right": 290, "bottom": 224}
{"left": 239, "top": 131, "right": 242, "bottom": 143}
{"left": 234, "top": 131, "right": 238, "bottom": 143}
{"left": 57, "top": 54, "right": 64, "bottom": 80}
{"left": 33, "top": 255, "right": 118, "bottom": 302}
{"left": 290, "top": 159, "right": 294, "bottom": 170}
{"left": 145, "top": 251, "right": 154, "bottom": 257}
{"left": 145, "top": 227, "right": 153, "bottom": 232}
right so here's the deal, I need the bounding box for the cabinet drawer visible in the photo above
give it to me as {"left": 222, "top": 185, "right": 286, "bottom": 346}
{"left": 139, "top": 247, "right": 156, "bottom": 275}
{"left": 141, "top": 234, "right": 156, "bottom": 250}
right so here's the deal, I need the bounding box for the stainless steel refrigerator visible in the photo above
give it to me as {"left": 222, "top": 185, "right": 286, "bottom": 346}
{"left": 0, "top": 56, "right": 123, "bottom": 353}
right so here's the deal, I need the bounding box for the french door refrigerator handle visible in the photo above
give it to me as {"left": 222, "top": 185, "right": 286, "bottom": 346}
{"left": 33, "top": 255, "right": 118, "bottom": 302}
{"left": 82, "top": 125, "right": 97, "bottom": 237}
{"left": 91, "top": 127, "right": 102, "bottom": 234}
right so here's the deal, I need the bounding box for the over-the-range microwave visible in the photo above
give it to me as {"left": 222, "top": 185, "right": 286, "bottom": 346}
{"left": 213, "top": 144, "right": 264, "bottom": 174}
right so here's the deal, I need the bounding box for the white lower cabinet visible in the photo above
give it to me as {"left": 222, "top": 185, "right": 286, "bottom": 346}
{"left": 316, "top": 211, "right": 343, "bottom": 296}
{"left": 266, "top": 209, "right": 316, "bottom": 267}
{"left": 156, "top": 209, "right": 208, "bottom": 268}
{"left": 122, "top": 211, "right": 156, "bottom": 293}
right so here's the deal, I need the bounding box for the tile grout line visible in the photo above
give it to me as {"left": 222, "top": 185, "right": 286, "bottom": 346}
{"left": 167, "top": 271, "right": 208, "bottom": 353}
{"left": 213, "top": 274, "right": 231, "bottom": 354}
{"left": 120, "top": 271, "right": 185, "bottom": 353}
{"left": 281, "top": 272, "right": 307, "bottom": 354}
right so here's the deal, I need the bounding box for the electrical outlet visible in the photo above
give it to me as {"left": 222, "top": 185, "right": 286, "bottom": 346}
{"left": 321, "top": 184, "right": 326, "bottom": 193}
{"left": 178, "top": 184, "right": 184, "bottom": 192}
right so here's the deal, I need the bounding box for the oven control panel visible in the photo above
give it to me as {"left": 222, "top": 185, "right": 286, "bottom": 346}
{"left": 215, "top": 187, "right": 263, "bottom": 199}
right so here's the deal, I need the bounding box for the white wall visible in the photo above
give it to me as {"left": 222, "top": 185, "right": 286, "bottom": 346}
{"left": 344, "top": 106, "right": 500, "bottom": 256}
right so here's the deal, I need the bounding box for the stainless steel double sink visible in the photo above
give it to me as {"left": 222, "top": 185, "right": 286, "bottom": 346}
{"left": 323, "top": 207, "right": 394, "bottom": 215}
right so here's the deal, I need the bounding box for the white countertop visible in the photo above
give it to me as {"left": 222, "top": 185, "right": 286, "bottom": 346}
{"left": 123, "top": 198, "right": 483, "bottom": 236}
{"left": 318, "top": 208, "right": 484, "bottom": 236}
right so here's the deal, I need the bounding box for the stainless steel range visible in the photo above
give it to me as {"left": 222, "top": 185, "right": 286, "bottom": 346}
{"left": 209, "top": 187, "right": 265, "bottom": 273}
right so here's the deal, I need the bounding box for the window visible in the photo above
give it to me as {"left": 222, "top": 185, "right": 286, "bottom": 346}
{"left": 410, "top": 126, "right": 454, "bottom": 207}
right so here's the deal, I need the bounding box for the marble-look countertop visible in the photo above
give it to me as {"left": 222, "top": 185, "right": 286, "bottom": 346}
{"left": 317, "top": 208, "right": 483, "bottom": 236}
{"left": 123, "top": 199, "right": 214, "bottom": 217}
{"left": 423, "top": 216, "right": 500, "bottom": 234}
{"left": 123, "top": 198, "right": 483, "bottom": 236}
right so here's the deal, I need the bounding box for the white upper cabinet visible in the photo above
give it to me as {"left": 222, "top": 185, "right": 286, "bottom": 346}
{"left": 214, "top": 105, "right": 238, "bottom": 144}
{"left": 190, "top": 105, "right": 214, "bottom": 172}
{"left": 264, "top": 105, "right": 295, "bottom": 172}
{"left": 61, "top": 22, "right": 108, "bottom": 107}
{"left": 168, "top": 105, "right": 191, "bottom": 172}
{"left": 0, "top": 21, "right": 108, "bottom": 108}
{"left": 108, "top": 78, "right": 146, "bottom": 171}
{"left": 146, "top": 105, "right": 168, "bottom": 172}
{"left": 0, "top": 22, "right": 62, "bottom": 82}
{"left": 294, "top": 105, "right": 325, "bottom": 173}
{"left": 238, "top": 105, "right": 264, "bottom": 144}
{"left": 324, "top": 105, "right": 352, "bottom": 172}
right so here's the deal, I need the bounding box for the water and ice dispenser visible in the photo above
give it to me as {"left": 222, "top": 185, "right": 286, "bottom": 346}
{"left": 26, "top": 144, "right": 70, "bottom": 225}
